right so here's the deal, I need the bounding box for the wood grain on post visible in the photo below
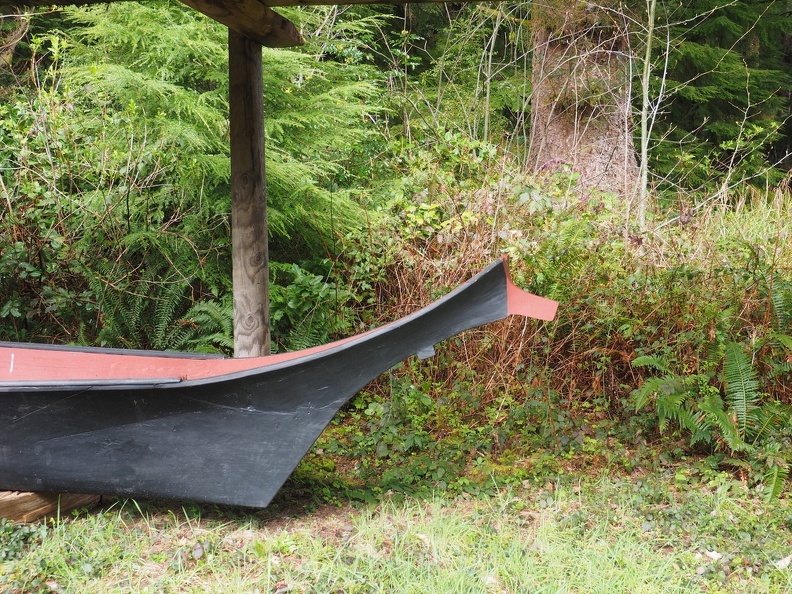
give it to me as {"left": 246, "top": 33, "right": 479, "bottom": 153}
{"left": 0, "top": 492, "right": 100, "bottom": 523}
{"left": 3, "top": 0, "right": 302, "bottom": 48}
{"left": 229, "top": 30, "right": 270, "bottom": 358}
{"left": 177, "top": 0, "right": 302, "bottom": 48}
{"left": 260, "top": 0, "right": 451, "bottom": 5}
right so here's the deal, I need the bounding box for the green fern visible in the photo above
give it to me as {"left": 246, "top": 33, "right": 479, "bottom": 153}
{"left": 284, "top": 323, "right": 325, "bottom": 353}
{"left": 178, "top": 300, "right": 234, "bottom": 354}
{"left": 631, "top": 355, "right": 670, "bottom": 374}
{"left": 150, "top": 281, "right": 190, "bottom": 351}
{"left": 634, "top": 342, "right": 792, "bottom": 499}
{"left": 764, "top": 464, "right": 788, "bottom": 503}
{"left": 770, "top": 276, "right": 792, "bottom": 331}
{"left": 94, "top": 273, "right": 188, "bottom": 350}
{"left": 89, "top": 233, "right": 199, "bottom": 350}
{"left": 659, "top": 388, "right": 708, "bottom": 443}
{"left": 632, "top": 373, "right": 706, "bottom": 439}
{"left": 722, "top": 341, "right": 761, "bottom": 441}
{"left": 698, "top": 392, "right": 750, "bottom": 453}
{"left": 766, "top": 331, "right": 792, "bottom": 352}
{"left": 89, "top": 260, "right": 146, "bottom": 347}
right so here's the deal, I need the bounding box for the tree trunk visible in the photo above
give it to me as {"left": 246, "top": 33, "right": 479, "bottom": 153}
{"left": 529, "top": 1, "right": 638, "bottom": 197}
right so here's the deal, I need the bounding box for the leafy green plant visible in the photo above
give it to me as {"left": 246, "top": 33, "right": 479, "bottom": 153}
{"left": 633, "top": 339, "right": 792, "bottom": 500}
{"left": 177, "top": 299, "right": 235, "bottom": 354}
{"left": 87, "top": 233, "right": 201, "bottom": 350}
{"left": 270, "top": 261, "right": 356, "bottom": 351}
{"left": 0, "top": 519, "right": 47, "bottom": 562}
{"left": 1, "top": 0, "right": 397, "bottom": 347}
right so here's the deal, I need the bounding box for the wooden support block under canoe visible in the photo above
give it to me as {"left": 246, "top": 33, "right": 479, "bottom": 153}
{"left": 0, "top": 491, "right": 100, "bottom": 523}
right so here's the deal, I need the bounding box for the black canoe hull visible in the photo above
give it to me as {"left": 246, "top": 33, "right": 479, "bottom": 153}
{"left": 0, "top": 259, "right": 556, "bottom": 507}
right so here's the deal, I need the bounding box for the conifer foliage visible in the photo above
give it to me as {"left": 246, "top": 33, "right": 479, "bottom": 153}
{"left": 0, "top": 1, "right": 383, "bottom": 348}
{"left": 649, "top": 0, "right": 792, "bottom": 193}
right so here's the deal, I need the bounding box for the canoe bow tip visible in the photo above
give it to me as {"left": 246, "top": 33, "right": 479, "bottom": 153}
{"left": 499, "top": 255, "right": 559, "bottom": 322}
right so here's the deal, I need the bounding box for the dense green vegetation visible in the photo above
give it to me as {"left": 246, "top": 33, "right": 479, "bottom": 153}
{"left": 1, "top": 0, "right": 791, "bottom": 555}
{"left": 650, "top": 0, "right": 792, "bottom": 194}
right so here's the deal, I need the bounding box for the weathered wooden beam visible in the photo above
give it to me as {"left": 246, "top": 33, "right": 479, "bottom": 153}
{"left": 1, "top": 0, "right": 110, "bottom": 6}
{"left": 260, "top": 0, "right": 466, "bottom": 5}
{"left": 229, "top": 30, "right": 270, "bottom": 358}
{"left": 1, "top": 0, "right": 302, "bottom": 48}
{"left": 0, "top": 491, "right": 100, "bottom": 523}
{"left": 178, "top": 0, "right": 302, "bottom": 48}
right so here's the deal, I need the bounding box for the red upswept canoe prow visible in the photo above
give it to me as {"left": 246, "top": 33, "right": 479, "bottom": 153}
{"left": 0, "top": 257, "right": 557, "bottom": 508}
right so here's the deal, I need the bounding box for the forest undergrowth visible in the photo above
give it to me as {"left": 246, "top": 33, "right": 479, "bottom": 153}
{"left": 1, "top": 0, "right": 792, "bottom": 526}
{"left": 290, "top": 161, "right": 792, "bottom": 507}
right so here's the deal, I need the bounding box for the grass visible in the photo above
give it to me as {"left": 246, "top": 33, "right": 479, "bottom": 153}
{"left": 3, "top": 469, "right": 792, "bottom": 593}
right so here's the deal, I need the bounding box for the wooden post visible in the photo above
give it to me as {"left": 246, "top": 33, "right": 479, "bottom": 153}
{"left": 229, "top": 30, "right": 270, "bottom": 357}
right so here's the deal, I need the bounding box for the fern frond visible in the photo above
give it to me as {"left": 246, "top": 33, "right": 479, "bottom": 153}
{"left": 703, "top": 308, "right": 734, "bottom": 372}
{"left": 723, "top": 341, "right": 761, "bottom": 440}
{"left": 770, "top": 276, "right": 792, "bottom": 330}
{"left": 632, "top": 373, "right": 710, "bottom": 441}
{"left": 662, "top": 395, "right": 706, "bottom": 439}
{"left": 285, "top": 323, "right": 324, "bottom": 352}
{"left": 159, "top": 325, "right": 194, "bottom": 352}
{"left": 150, "top": 280, "right": 189, "bottom": 351}
{"left": 768, "top": 332, "right": 792, "bottom": 352}
{"left": 631, "top": 355, "right": 670, "bottom": 374}
{"left": 699, "top": 392, "right": 751, "bottom": 453}
{"left": 180, "top": 299, "right": 234, "bottom": 354}
{"left": 749, "top": 399, "right": 792, "bottom": 446}
{"left": 633, "top": 376, "right": 680, "bottom": 412}
{"left": 764, "top": 464, "right": 788, "bottom": 502}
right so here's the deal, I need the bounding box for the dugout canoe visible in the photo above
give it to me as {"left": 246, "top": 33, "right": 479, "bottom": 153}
{"left": 0, "top": 257, "right": 557, "bottom": 508}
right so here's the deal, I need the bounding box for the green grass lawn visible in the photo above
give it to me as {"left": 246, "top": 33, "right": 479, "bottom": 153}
{"left": 3, "top": 469, "right": 792, "bottom": 593}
